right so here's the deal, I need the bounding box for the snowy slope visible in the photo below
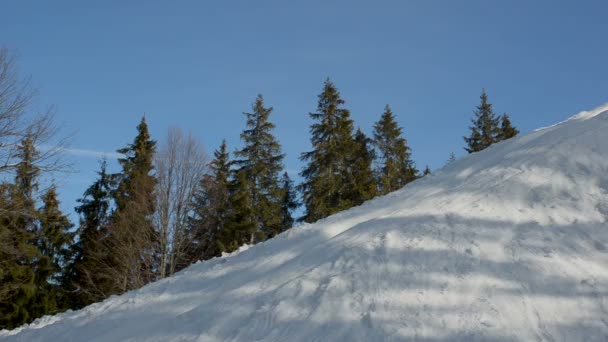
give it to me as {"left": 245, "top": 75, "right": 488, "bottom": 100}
{"left": 2, "top": 104, "right": 608, "bottom": 341}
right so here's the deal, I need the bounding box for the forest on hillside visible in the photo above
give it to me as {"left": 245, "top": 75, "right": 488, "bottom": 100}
{"left": 0, "top": 47, "right": 518, "bottom": 329}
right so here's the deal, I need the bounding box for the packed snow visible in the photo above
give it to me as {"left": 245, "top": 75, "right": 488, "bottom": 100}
{"left": 2, "top": 104, "right": 608, "bottom": 341}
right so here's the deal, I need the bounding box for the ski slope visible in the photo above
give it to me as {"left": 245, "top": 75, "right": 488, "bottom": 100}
{"left": 2, "top": 104, "right": 608, "bottom": 341}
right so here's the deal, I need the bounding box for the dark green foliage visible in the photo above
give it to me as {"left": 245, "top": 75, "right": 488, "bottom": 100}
{"left": 221, "top": 170, "right": 257, "bottom": 252}
{"left": 498, "top": 113, "right": 519, "bottom": 141}
{"left": 372, "top": 105, "right": 417, "bottom": 194}
{"left": 114, "top": 117, "right": 157, "bottom": 214}
{"left": 187, "top": 141, "right": 232, "bottom": 262}
{"left": 279, "top": 172, "right": 297, "bottom": 232}
{"left": 111, "top": 116, "right": 158, "bottom": 292}
{"left": 38, "top": 187, "right": 73, "bottom": 284}
{"left": 464, "top": 89, "right": 500, "bottom": 153}
{"left": 68, "top": 160, "right": 114, "bottom": 307}
{"left": 0, "top": 184, "right": 38, "bottom": 329}
{"left": 344, "top": 128, "right": 376, "bottom": 206}
{"left": 234, "top": 95, "right": 285, "bottom": 240}
{"left": 422, "top": 165, "right": 431, "bottom": 176}
{"left": 36, "top": 186, "right": 73, "bottom": 311}
{"left": 84, "top": 117, "right": 158, "bottom": 297}
{"left": 299, "top": 79, "right": 357, "bottom": 223}
{"left": 0, "top": 135, "right": 48, "bottom": 329}
{"left": 14, "top": 134, "right": 40, "bottom": 228}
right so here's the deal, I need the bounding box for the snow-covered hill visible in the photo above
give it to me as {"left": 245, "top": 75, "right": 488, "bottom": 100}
{"left": 2, "top": 105, "right": 608, "bottom": 341}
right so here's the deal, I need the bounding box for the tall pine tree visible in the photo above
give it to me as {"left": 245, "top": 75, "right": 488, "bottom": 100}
{"left": 372, "top": 105, "right": 417, "bottom": 195}
{"left": 36, "top": 186, "right": 73, "bottom": 312}
{"left": 344, "top": 128, "right": 376, "bottom": 206}
{"left": 234, "top": 95, "right": 285, "bottom": 240}
{"left": 464, "top": 89, "right": 500, "bottom": 153}
{"left": 68, "top": 160, "right": 114, "bottom": 307}
{"left": 0, "top": 134, "right": 48, "bottom": 328}
{"left": 105, "top": 116, "right": 158, "bottom": 294}
{"left": 221, "top": 170, "right": 257, "bottom": 251}
{"left": 0, "top": 136, "right": 41, "bottom": 328}
{"left": 299, "top": 79, "right": 357, "bottom": 223}
{"left": 187, "top": 141, "right": 232, "bottom": 263}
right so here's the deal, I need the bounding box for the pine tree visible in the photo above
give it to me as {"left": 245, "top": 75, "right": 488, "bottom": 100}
{"left": 234, "top": 95, "right": 285, "bottom": 240}
{"left": 497, "top": 113, "right": 519, "bottom": 141}
{"left": 36, "top": 186, "right": 73, "bottom": 311}
{"left": 464, "top": 89, "right": 500, "bottom": 153}
{"left": 14, "top": 134, "right": 40, "bottom": 224}
{"left": 299, "top": 79, "right": 356, "bottom": 223}
{"left": 114, "top": 117, "right": 157, "bottom": 213}
{"left": 372, "top": 105, "right": 417, "bottom": 195}
{"left": 344, "top": 128, "right": 376, "bottom": 206}
{"left": 0, "top": 182, "right": 38, "bottom": 329}
{"left": 422, "top": 165, "right": 431, "bottom": 176}
{"left": 279, "top": 172, "right": 297, "bottom": 232}
{"left": 106, "top": 116, "right": 158, "bottom": 294}
{"left": 187, "top": 141, "right": 232, "bottom": 263}
{"left": 68, "top": 160, "right": 114, "bottom": 307}
{"left": 0, "top": 134, "right": 43, "bottom": 328}
{"left": 446, "top": 152, "right": 456, "bottom": 165}
{"left": 221, "top": 170, "right": 257, "bottom": 252}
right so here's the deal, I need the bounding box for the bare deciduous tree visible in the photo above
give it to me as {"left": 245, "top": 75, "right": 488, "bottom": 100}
{"left": 154, "top": 127, "right": 208, "bottom": 278}
{"left": 0, "top": 47, "right": 69, "bottom": 177}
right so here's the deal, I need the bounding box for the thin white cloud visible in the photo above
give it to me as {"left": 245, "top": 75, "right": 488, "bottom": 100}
{"left": 58, "top": 147, "right": 122, "bottom": 159}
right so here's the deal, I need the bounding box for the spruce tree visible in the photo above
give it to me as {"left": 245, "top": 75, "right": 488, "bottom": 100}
{"left": 221, "top": 170, "right": 257, "bottom": 252}
{"left": 372, "top": 105, "right": 417, "bottom": 195}
{"left": 14, "top": 134, "right": 40, "bottom": 225}
{"left": 344, "top": 128, "right": 376, "bottom": 206}
{"left": 187, "top": 141, "right": 232, "bottom": 263}
{"left": 497, "top": 113, "right": 519, "bottom": 141}
{"left": 299, "top": 79, "right": 356, "bottom": 223}
{"left": 279, "top": 172, "right": 297, "bottom": 232}
{"left": 0, "top": 182, "right": 38, "bottom": 329}
{"left": 107, "top": 116, "right": 158, "bottom": 294}
{"left": 446, "top": 152, "right": 456, "bottom": 165}
{"left": 422, "top": 165, "right": 431, "bottom": 176}
{"left": 0, "top": 134, "right": 43, "bottom": 328}
{"left": 464, "top": 89, "right": 500, "bottom": 153}
{"left": 234, "top": 95, "right": 285, "bottom": 240}
{"left": 68, "top": 160, "right": 114, "bottom": 306}
{"left": 36, "top": 186, "right": 73, "bottom": 311}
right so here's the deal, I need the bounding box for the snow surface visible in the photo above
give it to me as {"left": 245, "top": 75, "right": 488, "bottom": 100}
{"left": 2, "top": 104, "right": 608, "bottom": 341}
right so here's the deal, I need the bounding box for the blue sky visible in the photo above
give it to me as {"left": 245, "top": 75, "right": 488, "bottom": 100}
{"left": 1, "top": 0, "right": 607, "bottom": 219}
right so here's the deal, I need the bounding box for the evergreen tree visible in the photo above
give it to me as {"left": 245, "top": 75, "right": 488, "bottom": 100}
{"left": 278, "top": 172, "right": 297, "bottom": 232}
{"left": 234, "top": 95, "right": 285, "bottom": 240}
{"left": 299, "top": 79, "right": 356, "bottom": 222}
{"left": 497, "top": 113, "right": 519, "bottom": 141}
{"left": 187, "top": 141, "right": 232, "bottom": 263}
{"left": 221, "top": 170, "right": 257, "bottom": 252}
{"left": 14, "top": 134, "right": 40, "bottom": 226}
{"left": 105, "top": 117, "right": 158, "bottom": 294}
{"left": 0, "top": 183, "right": 38, "bottom": 329}
{"left": 36, "top": 186, "right": 73, "bottom": 311}
{"left": 372, "top": 105, "right": 417, "bottom": 195}
{"left": 464, "top": 89, "right": 500, "bottom": 153}
{"left": 114, "top": 117, "right": 157, "bottom": 213}
{"left": 422, "top": 165, "right": 431, "bottom": 176}
{"left": 68, "top": 160, "right": 114, "bottom": 307}
{"left": 344, "top": 128, "right": 376, "bottom": 206}
{"left": 446, "top": 152, "right": 456, "bottom": 165}
{"left": 0, "top": 134, "right": 43, "bottom": 328}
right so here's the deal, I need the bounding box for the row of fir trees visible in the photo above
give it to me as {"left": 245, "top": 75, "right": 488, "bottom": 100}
{"left": 0, "top": 79, "right": 517, "bottom": 329}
